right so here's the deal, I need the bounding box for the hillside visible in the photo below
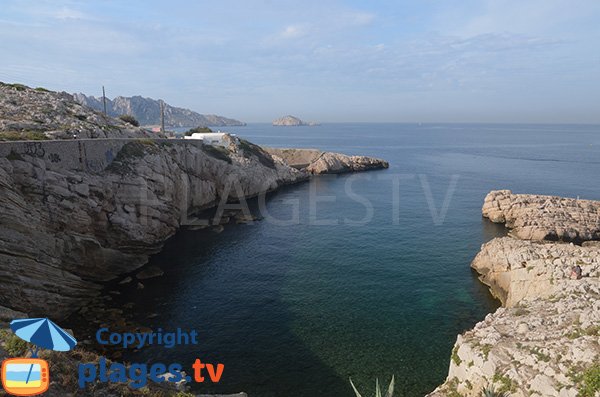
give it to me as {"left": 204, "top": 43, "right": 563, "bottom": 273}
{"left": 74, "top": 93, "right": 246, "bottom": 128}
{"left": 0, "top": 82, "right": 152, "bottom": 140}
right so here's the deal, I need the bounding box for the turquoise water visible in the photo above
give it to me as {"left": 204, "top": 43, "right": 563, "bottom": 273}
{"left": 119, "top": 123, "right": 600, "bottom": 396}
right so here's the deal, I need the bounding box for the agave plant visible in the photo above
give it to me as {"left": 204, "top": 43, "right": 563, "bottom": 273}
{"left": 349, "top": 375, "right": 395, "bottom": 397}
{"left": 481, "top": 385, "right": 510, "bottom": 397}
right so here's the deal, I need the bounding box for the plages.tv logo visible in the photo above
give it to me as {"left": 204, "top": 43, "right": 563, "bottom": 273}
{"left": 1, "top": 318, "right": 77, "bottom": 396}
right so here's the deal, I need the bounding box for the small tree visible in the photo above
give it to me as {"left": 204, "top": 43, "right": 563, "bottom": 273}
{"left": 119, "top": 114, "right": 140, "bottom": 127}
{"left": 185, "top": 126, "right": 213, "bottom": 136}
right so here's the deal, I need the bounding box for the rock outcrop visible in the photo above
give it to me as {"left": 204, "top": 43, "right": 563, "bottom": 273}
{"left": 0, "top": 84, "right": 391, "bottom": 324}
{"left": 0, "top": 135, "right": 306, "bottom": 322}
{"left": 266, "top": 148, "right": 389, "bottom": 174}
{"left": 483, "top": 190, "right": 600, "bottom": 242}
{"left": 430, "top": 193, "right": 600, "bottom": 397}
{"left": 272, "top": 115, "right": 315, "bottom": 126}
{"left": 0, "top": 83, "right": 153, "bottom": 140}
{"left": 74, "top": 93, "right": 246, "bottom": 128}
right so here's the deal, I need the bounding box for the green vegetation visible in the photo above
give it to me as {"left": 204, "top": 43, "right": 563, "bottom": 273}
{"left": 34, "top": 87, "right": 51, "bottom": 93}
{"left": 238, "top": 138, "right": 275, "bottom": 168}
{"left": 201, "top": 144, "right": 232, "bottom": 164}
{"left": 481, "top": 385, "right": 510, "bottom": 397}
{"left": 492, "top": 372, "right": 516, "bottom": 393}
{"left": 528, "top": 346, "right": 551, "bottom": 362}
{"left": 3, "top": 83, "right": 28, "bottom": 91}
{"left": 349, "top": 375, "right": 395, "bottom": 397}
{"left": 118, "top": 114, "right": 140, "bottom": 127}
{"left": 452, "top": 346, "right": 463, "bottom": 366}
{"left": 107, "top": 141, "right": 158, "bottom": 174}
{"left": 481, "top": 344, "right": 492, "bottom": 360}
{"left": 571, "top": 363, "right": 600, "bottom": 397}
{"left": 185, "top": 126, "right": 213, "bottom": 136}
{"left": 0, "top": 329, "right": 29, "bottom": 356}
{"left": 0, "top": 131, "right": 49, "bottom": 141}
{"left": 446, "top": 377, "right": 464, "bottom": 397}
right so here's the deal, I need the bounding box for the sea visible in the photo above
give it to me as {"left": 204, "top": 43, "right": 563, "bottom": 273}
{"left": 116, "top": 123, "right": 600, "bottom": 396}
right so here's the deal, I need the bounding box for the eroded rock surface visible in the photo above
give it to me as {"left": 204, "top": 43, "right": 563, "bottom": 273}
{"left": 483, "top": 190, "right": 600, "bottom": 242}
{"left": 0, "top": 82, "right": 153, "bottom": 140}
{"left": 266, "top": 147, "right": 389, "bottom": 174}
{"left": 0, "top": 136, "right": 306, "bottom": 321}
{"left": 430, "top": 192, "right": 600, "bottom": 397}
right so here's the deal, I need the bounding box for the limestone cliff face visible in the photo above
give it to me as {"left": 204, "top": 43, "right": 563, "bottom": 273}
{"left": 266, "top": 148, "right": 389, "bottom": 174}
{"left": 430, "top": 193, "right": 600, "bottom": 397}
{"left": 73, "top": 93, "right": 245, "bottom": 128}
{"left": 0, "top": 136, "right": 306, "bottom": 321}
{"left": 472, "top": 238, "right": 600, "bottom": 307}
{"left": 0, "top": 83, "right": 153, "bottom": 140}
{"left": 483, "top": 190, "right": 600, "bottom": 242}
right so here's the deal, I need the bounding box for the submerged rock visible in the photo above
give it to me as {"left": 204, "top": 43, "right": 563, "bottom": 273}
{"left": 136, "top": 265, "right": 165, "bottom": 280}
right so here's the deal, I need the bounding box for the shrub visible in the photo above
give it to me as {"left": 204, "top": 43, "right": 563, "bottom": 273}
{"left": 0, "top": 329, "right": 29, "bottom": 356}
{"left": 34, "top": 87, "right": 51, "bottom": 93}
{"left": 452, "top": 346, "right": 463, "bottom": 366}
{"left": 185, "top": 126, "right": 213, "bottom": 136}
{"left": 238, "top": 138, "right": 275, "bottom": 168}
{"left": 0, "top": 131, "right": 49, "bottom": 141}
{"left": 119, "top": 114, "right": 140, "bottom": 127}
{"left": 201, "top": 144, "right": 232, "bottom": 164}
{"left": 6, "top": 83, "right": 28, "bottom": 91}
{"left": 575, "top": 363, "right": 600, "bottom": 397}
{"left": 107, "top": 141, "right": 157, "bottom": 174}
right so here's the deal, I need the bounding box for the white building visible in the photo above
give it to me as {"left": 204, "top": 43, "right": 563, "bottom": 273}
{"left": 183, "top": 132, "right": 235, "bottom": 146}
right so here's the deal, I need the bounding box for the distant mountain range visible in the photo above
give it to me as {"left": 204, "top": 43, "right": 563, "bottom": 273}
{"left": 73, "top": 93, "right": 245, "bottom": 128}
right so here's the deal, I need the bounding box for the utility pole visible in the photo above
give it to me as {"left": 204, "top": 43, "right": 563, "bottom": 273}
{"left": 102, "top": 86, "right": 107, "bottom": 116}
{"left": 160, "top": 100, "right": 166, "bottom": 135}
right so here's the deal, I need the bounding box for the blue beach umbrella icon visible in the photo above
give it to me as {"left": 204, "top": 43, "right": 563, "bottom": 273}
{"left": 9, "top": 318, "right": 77, "bottom": 386}
{"left": 10, "top": 318, "right": 77, "bottom": 354}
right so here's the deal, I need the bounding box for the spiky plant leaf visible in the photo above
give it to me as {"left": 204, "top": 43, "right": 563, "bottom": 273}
{"left": 481, "top": 385, "right": 510, "bottom": 397}
{"left": 349, "top": 378, "right": 363, "bottom": 397}
{"left": 375, "top": 378, "right": 382, "bottom": 397}
{"left": 384, "top": 375, "right": 395, "bottom": 397}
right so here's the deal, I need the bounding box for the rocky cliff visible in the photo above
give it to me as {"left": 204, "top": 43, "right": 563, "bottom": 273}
{"left": 0, "top": 83, "right": 390, "bottom": 324}
{"left": 0, "top": 82, "right": 152, "bottom": 140}
{"left": 429, "top": 192, "right": 600, "bottom": 397}
{"left": 0, "top": 134, "right": 306, "bottom": 322}
{"left": 483, "top": 189, "right": 600, "bottom": 242}
{"left": 74, "top": 93, "right": 245, "bottom": 128}
{"left": 266, "top": 148, "right": 389, "bottom": 174}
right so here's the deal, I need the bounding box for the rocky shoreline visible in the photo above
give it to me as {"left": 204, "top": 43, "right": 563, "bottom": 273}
{"left": 266, "top": 147, "right": 389, "bottom": 174}
{"left": 0, "top": 83, "right": 389, "bottom": 325}
{"left": 429, "top": 190, "right": 600, "bottom": 397}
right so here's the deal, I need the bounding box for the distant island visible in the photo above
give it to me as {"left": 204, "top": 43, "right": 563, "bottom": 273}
{"left": 73, "top": 93, "right": 245, "bottom": 128}
{"left": 272, "top": 115, "right": 320, "bottom": 126}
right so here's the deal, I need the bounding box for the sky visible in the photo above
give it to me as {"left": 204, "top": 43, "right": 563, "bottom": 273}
{"left": 1, "top": 0, "right": 599, "bottom": 123}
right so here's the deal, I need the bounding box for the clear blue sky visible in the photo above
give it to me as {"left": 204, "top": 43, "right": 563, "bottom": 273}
{"left": 1, "top": 0, "right": 599, "bottom": 123}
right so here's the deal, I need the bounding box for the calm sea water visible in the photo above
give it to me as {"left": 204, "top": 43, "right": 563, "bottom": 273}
{"left": 118, "top": 123, "right": 600, "bottom": 396}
